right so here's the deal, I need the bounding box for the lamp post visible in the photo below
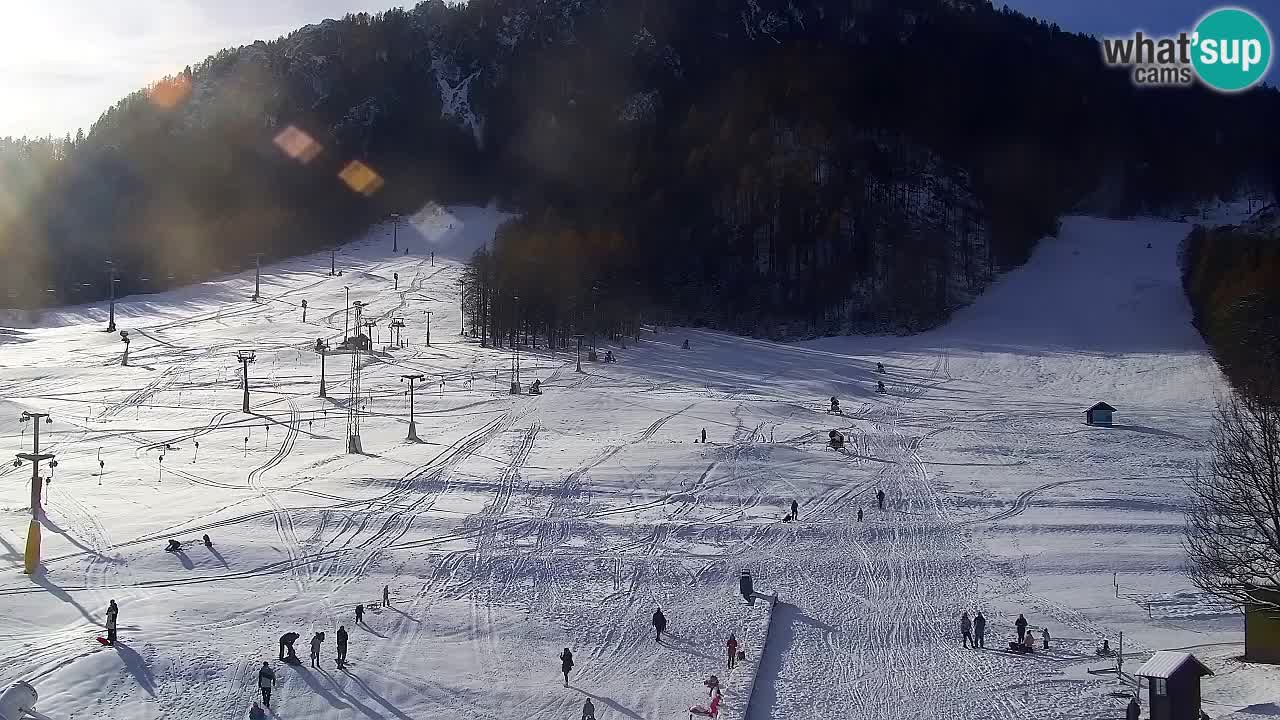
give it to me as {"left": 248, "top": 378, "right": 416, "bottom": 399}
{"left": 16, "top": 411, "right": 55, "bottom": 574}
{"left": 237, "top": 350, "right": 257, "bottom": 413}
{"left": 391, "top": 213, "right": 400, "bottom": 253}
{"left": 401, "top": 374, "right": 424, "bottom": 441}
{"left": 573, "top": 334, "right": 585, "bottom": 373}
{"left": 330, "top": 248, "right": 337, "bottom": 276}
{"left": 425, "top": 311, "right": 432, "bottom": 347}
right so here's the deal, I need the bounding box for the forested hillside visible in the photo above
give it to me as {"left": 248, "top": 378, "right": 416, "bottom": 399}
{"left": 1, "top": 0, "right": 1276, "bottom": 338}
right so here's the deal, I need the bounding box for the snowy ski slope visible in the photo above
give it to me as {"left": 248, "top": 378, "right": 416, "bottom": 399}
{"left": 1, "top": 210, "right": 1274, "bottom": 719}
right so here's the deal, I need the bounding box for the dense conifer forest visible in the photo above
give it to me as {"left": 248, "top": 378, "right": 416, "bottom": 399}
{"left": 1, "top": 0, "right": 1276, "bottom": 341}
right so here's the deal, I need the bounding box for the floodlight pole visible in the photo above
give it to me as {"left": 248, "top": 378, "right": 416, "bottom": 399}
{"left": 401, "top": 374, "right": 425, "bottom": 440}
{"left": 330, "top": 248, "right": 337, "bottom": 276}
{"left": 391, "top": 213, "right": 400, "bottom": 253}
{"left": 574, "top": 334, "right": 585, "bottom": 373}
{"left": 344, "top": 286, "right": 352, "bottom": 339}
{"left": 251, "top": 253, "right": 264, "bottom": 301}
{"left": 105, "top": 261, "right": 118, "bottom": 332}
{"left": 16, "top": 411, "right": 55, "bottom": 574}
{"left": 237, "top": 350, "right": 257, "bottom": 412}
{"left": 458, "top": 280, "right": 465, "bottom": 336}
{"left": 425, "top": 311, "right": 432, "bottom": 347}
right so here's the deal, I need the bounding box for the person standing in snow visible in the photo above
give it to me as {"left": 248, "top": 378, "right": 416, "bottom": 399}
{"left": 960, "top": 611, "right": 973, "bottom": 648}
{"left": 1126, "top": 696, "right": 1139, "bottom": 720}
{"left": 355, "top": 604, "right": 364, "bottom": 624}
{"left": 581, "top": 698, "right": 596, "bottom": 720}
{"left": 1041, "top": 627, "right": 1050, "bottom": 650}
{"left": 727, "top": 634, "right": 738, "bottom": 669}
{"left": 257, "top": 662, "right": 276, "bottom": 708}
{"left": 857, "top": 507, "right": 863, "bottom": 522}
{"left": 973, "top": 611, "right": 986, "bottom": 649}
{"left": 105, "top": 600, "right": 119, "bottom": 645}
{"left": 652, "top": 607, "right": 667, "bottom": 643}
{"left": 249, "top": 702, "right": 266, "bottom": 720}
{"left": 559, "top": 648, "right": 574, "bottom": 687}
{"left": 336, "top": 626, "right": 349, "bottom": 667}
{"left": 791, "top": 499, "right": 799, "bottom": 520}
{"left": 876, "top": 489, "right": 885, "bottom": 510}
{"left": 701, "top": 428, "right": 707, "bottom": 443}
{"left": 310, "top": 632, "right": 324, "bottom": 668}
{"left": 383, "top": 585, "right": 391, "bottom": 606}
{"left": 1015, "top": 614, "right": 1028, "bottom": 645}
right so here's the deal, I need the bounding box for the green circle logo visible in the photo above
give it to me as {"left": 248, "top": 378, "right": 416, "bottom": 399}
{"left": 1192, "top": 7, "right": 1273, "bottom": 92}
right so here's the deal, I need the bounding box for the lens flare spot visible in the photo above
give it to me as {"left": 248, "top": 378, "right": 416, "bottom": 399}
{"left": 148, "top": 75, "right": 192, "bottom": 110}
{"left": 274, "top": 126, "right": 323, "bottom": 163}
{"left": 338, "top": 160, "right": 385, "bottom": 196}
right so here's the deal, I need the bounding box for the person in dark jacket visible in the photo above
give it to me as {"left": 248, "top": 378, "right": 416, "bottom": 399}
{"left": 257, "top": 662, "right": 276, "bottom": 707}
{"left": 973, "top": 612, "right": 986, "bottom": 649}
{"left": 652, "top": 608, "right": 667, "bottom": 642}
{"left": 105, "top": 600, "right": 119, "bottom": 645}
{"left": 960, "top": 611, "right": 973, "bottom": 648}
{"left": 701, "top": 428, "right": 707, "bottom": 443}
{"left": 279, "top": 632, "right": 300, "bottom": 662}
{"left": 560, "top": 648, "right": 574, "bottom": 687}
{"left": 877, "top": 489, "right": 886, "bottom": 510}
{"left": 355, "top": 604, "right": 364, "bottom": 623}
{"left": 309, "top": 632, "right": 324, "bottom": 668}
{"left": 336, "top": 626, "right": 349, "bottom": 667}
{"left": 1126, "top": 696, "right": 1140, "bottom": 720}
{"left": 1015, "top": 614, "right": 1028, "bottom": 644}
{"left": 383, "top": 585, "right": 391, "bottom": 606}
{"left": 727, "top": 634, "right": 738, "bottom": 669}
{"left": 249, "top": 702, "right": 266, "bottom": 720}
{"left": 791, "top": 499, "right": 799, "bottom": 520}
{"left": 857, "top": 507, "right": 864, "bottom": 522}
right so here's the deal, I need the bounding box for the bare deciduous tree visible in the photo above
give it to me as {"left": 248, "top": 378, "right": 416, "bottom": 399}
{"left": 1186, "top": 391, "right": 1280, "bottom": 611}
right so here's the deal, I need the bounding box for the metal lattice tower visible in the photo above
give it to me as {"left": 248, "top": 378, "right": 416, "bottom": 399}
{"left": 347, "top": 301, "right": 368, "bottom": 454}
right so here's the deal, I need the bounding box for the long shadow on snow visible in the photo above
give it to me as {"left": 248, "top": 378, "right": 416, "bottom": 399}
{"left": 343, "top": 668, "right": 414, "bottom": 720}
{"left": 114, "top": 641, "right": 157, "bottom": 697}
{"left": 290, "top": 665, "right": 351, "bottom": 710}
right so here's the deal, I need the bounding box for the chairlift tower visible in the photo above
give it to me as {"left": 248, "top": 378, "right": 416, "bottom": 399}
{"left": 250, "top": 253, "right": 265, "bottom": 301}
{"left": 401, "top": 374, "right": 425, "bottom": 441}
{"left": 15, "top": 411, "right": 56, "bottom": 574}
{"left": 237, "top": 350, "right": 257, "bottom": 413}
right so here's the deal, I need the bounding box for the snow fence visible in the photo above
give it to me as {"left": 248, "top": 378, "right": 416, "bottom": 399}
{"left": 721, "top": 591, "right": 779, "bottom": 720}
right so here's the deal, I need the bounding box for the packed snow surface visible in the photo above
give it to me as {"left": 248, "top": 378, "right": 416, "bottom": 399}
{"left": 0, "top": 210, "right": 1272, "bottom": 719}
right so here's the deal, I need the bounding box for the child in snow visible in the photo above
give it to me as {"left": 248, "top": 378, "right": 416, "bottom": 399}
{"left": 1041, "top": 627, "right": 1050, "bottom": 650}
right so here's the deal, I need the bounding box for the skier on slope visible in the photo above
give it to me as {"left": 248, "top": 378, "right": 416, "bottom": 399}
{"left": 337, "top": 626, "right": 349, "bottom": 667}
{"left": 727, "top": 634, "right": 738, "bottom": 669}
{"left": 960, "top": 611, "right": 973, "bottom": 648}
{"left": 973, "top": 611, "right": 986, "bottom": 649}
{"left": 1015, "top": 614, "right": 1028, "bottom": 645}
{"left": 559, "top": 648, "right": 575, "bottom": 687}
{"left": 257, "top": 662, "right": 276, "bottom": 708}
{"left": 653, "top": 607, "right": 668, "bottom": 643}
{"left": 876, "top": 489, "right": 886, "bottom": 510}
{"left": 310, "top": 632, "right": 324, "bottom": 668}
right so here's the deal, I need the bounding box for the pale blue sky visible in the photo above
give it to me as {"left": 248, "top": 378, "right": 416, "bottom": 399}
{"left": 1, "top": 1, "right": 1275, "bottom": 139}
